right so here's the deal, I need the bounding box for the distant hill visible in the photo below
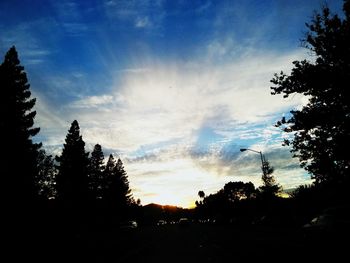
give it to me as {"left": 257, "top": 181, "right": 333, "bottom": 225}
{"left": 140, "top": 203, "right": 193, "bottom": 225}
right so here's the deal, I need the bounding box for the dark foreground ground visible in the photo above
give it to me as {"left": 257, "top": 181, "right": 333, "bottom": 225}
{"left": 10, "top": 222, "right": 348, "bottom": 262}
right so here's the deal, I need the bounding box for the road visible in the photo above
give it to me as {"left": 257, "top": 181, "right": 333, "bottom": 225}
{"left": 12, "top": 223, "right": 346, "bottom": 262}
{"left": 66, "top": 223, "right": 344, "bottom": 262}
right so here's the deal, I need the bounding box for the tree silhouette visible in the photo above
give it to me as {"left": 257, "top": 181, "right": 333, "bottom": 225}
{"left": 103, "top": 154, "right": 116, "bottom": 201}
{"left": 196, "top": 181, "right": 257, "bottom": 222}
{"left": 103, "top": 155, "right": 133, "bottom": 209}
{"left": 224, "top": 181, "right": 256, "bottom": 202}
{"left": 0, "top": 46, "right": 41, "bottom": 204}
{"left": 259, "top": 159, "right": 281, "bottom": 198}
{"left": 198, "top": 190, "right": 205, "bottom": 199}
{"left": 271, "top": 1, "right": 350, "bottom": 186}
{"left": 36, "top": 149, "right": 56, "bottom": 200}
{"left": 88, "top": 144, "right": 105, "bottom": 200}
{"left": 55, "top": 120, "right": 90, "bottom": 204}
{"left": 114, "top": 158, "right": 133, "bottom": 206}
{"left": 195, "top": 190, "right": 205, "bottom": 207}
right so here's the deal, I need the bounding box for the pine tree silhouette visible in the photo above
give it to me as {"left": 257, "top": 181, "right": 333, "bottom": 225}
{"left": 259, "top": 159, "right": 281, "bottom": 199}
{"left": 103, "top": 155, "right": 133, "bottom": 209}
{"left": 55, "top": 120, "right": 90, "bottom": 205}
{"left": 88, "top": 144, "right": 105, "bottom": 199}
{"left": 0, "top": 46, "right": 41, "bottom": 205}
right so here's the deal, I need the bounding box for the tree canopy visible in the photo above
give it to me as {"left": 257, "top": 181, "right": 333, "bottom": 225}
{"left": 271, "top": 1, "right": 350, "bottom": 186}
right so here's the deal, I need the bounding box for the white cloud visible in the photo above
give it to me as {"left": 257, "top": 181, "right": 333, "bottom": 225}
{"left": 135, "top": 16, "right": 152, "bottom": 28}
{"left": 105, "top": 48, "right": 306, "bottom": 150}
{"left": 32, "top": 91, "right": 69, "bottom": 148}
{"left": 70, "top": 95, "right": 116, "bottom": 108}
{"left": 36, "top": 40, "right": 311, "bottom": 207}
{"left": 126, "top": 141, "right": 311, "bottom": 207}
{"left": 126, "top": 153, "right": 230, "bottom": 207}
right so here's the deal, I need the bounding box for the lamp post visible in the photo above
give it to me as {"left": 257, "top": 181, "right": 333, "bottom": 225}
{"left": 240, "top": 148, "right": 266, "bottom": 175}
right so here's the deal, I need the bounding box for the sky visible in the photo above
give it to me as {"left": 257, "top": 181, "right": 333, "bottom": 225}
{"left": 0, "top": 0, "right": 344, "bottom": 208}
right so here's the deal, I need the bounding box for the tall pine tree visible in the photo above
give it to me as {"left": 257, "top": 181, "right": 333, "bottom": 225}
{"left": 103, "top": 154, "right": 116, "bottom": 202}
{"left": 0, "top": 46, "right": 41, "bottom": 204}
{"left": 55, "top": 120, "right": 90, "bottom": 205}
{"left": 88, "top": 144, "right": 105, "bottom": 199}
{"left": 259, "top": 159, "right": 281, "bottom": 199}
{"left": 103, "top": 155, "right": 132, "bottom": 209}
{"left": 114, "top": 158, "right": 132, "bottom": 207}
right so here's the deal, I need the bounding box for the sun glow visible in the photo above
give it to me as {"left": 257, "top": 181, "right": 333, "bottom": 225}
{"left": 127, "top": 157, "right": 230, "bottom": 208}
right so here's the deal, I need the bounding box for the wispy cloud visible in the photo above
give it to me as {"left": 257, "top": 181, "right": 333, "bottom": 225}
{"left": 34, "top": 38, "right": 310, "bottom": 206}
{"left": 61, "top": 22, "right": 89, "bottom": 35}
{"left": 0, "top": 22, "right": 51, "bottom": 65}
{"left": 1, "top": 0, "right": 338, "bottom": 207}
{"left": 71, "top": 95, "right": 117, "bottom": 108}
{"left": 103, "top": 0, "right": 165, "bottom": 30}
{"left": 135, "top": 16, "right": 152, "bottom": 28}
{"left": 52, "top": 0, "right": 81, "bottom": 21}
{"left": 49, "top": 0, "right": 95, "bottom": 35}
{"left": 196, "top": 1, "right": 212, "bottom": 14}
{"left": 125, "top": 140, "right": 310, "bottom": 207}
{"left": 126, "top": 154, "right": 228, "bottom": 207}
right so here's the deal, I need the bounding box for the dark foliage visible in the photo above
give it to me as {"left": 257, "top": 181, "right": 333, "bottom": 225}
{"left": 271, "top": 1, "right": 350, "bottom": 186}
{"left": 0, "top": 46, "right": 41, "bottom": 204}
{"left": 259, "top": 159, "right": 281, "bottom": 199}
{"left": 55, "top": 120, "right": 90, "bottom": 204}
{"left": 103, "top": 154, "right": 133, "bottom": 208}
{"left": 196, "top": 181, "right": 258, "bottom": 223}
{"left": 195, "top": 190, "right": 205, "bottom": 207}
{"left": 88, "top": 144, "right": 105, "bottom": 199}
{"left": 36, "top": 149, "right": 57, "bottom": 199}
{"left": 224, "top": 181, "right": 256, "bottom": 201}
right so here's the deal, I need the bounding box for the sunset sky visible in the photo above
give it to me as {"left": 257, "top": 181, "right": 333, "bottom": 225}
{"left": 0, "top": 0, "right": 343, "bottom": 207}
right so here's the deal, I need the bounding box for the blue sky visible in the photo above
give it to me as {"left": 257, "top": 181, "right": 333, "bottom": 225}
{"left": 0, "top": 0, "right": 344, "bottom": 207}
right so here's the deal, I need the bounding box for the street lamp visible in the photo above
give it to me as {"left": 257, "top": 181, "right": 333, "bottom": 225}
{"left": 240, "top": 148, "right": 266, "bottom": 175}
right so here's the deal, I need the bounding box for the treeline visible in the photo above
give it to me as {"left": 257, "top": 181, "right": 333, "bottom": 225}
{"left": 38, "top": 119, "right": 139, "bottom": 209}
{"left": 0, "top": 46, "right": 139, "bottom": 230}
{"left": 194, "top": 179, "right": 287, "bottom": 226}
{"left": 194, "top": 179, "right": 346, "bottom": 227}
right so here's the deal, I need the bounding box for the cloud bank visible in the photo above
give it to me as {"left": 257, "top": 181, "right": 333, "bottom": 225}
{"left": 33, "top": 40, "right": 311, "bottom": 207}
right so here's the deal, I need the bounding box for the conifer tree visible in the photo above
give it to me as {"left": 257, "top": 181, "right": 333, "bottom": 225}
{"left": 37, "top": 149, "right": 56, "bottom": 199}
{"left": 103, "top": 155, "right": 132, "bottom": 208}
{"left": 259, "top": 159, "right": 281, "bottom": 198}
{"left": 88, "top": 144, "right": 105, "bottom": 199}
{"left": 103, "top": 154, "right": 116, "bottom": 201}
{"left": 0, "top": 46, "right": 41, "bottom": 203}
{"left": 114, "top": 158, "right": 132, "bottom": 206}
{"left": 55, "top": 120, "right": 90, "bottom": 204}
